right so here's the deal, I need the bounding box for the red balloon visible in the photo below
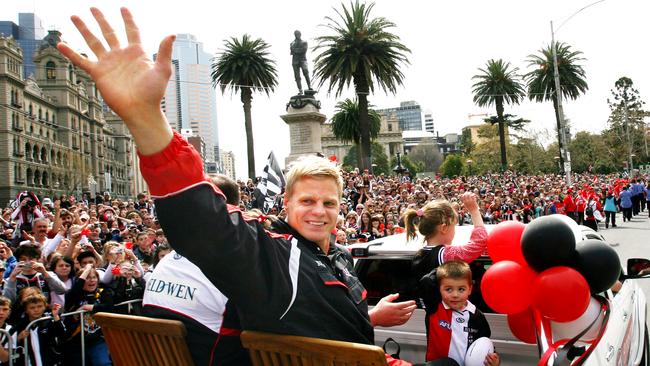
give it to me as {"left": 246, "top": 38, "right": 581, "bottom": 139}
{"left": 507, "top": 307, "right": 537, "bottom": 344}
{"left": 487, "top": 221, "right": 526, "bottom": 265}
{"left": 481, "top": 261, "right": 536, "bottom": 314}
{"left": 532, "top": 267, "right": 590, "bottom": 322}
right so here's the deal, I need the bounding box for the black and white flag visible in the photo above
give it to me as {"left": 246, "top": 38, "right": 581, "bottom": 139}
{"left": 254, "top": 152, "right": 286, "bottom": 214}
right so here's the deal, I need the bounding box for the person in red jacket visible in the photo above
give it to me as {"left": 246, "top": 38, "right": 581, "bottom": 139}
{"left": 563, "top": 189, "right": 577, "bottom": 223}
{"left": 575, "top": 194, "right": 587, "bottom": 225}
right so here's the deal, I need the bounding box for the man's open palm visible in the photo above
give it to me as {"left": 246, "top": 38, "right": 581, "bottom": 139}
{"left": 56, "top": 8, "right": 174, "bottom": 126}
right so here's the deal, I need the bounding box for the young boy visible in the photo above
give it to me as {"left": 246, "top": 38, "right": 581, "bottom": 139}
{"left": 421, "top": 261, "right": 500, "bottom": 366}
{"left": 0, "top": 296, "right": 16, "bottom": 365}
{"left": 15, "top": 292, "right": 66, "bottom": 365}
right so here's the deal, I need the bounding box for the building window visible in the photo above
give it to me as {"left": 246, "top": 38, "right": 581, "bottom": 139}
{"left": 46, "top": 61, "right": 56, "bottom": 80}
{"left": 68, "top": 64, "right": 74, "bottom": 82}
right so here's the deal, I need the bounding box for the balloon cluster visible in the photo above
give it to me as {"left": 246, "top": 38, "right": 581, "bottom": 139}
{"left": 481, "top": 215, "right": 620, "bottom": 344}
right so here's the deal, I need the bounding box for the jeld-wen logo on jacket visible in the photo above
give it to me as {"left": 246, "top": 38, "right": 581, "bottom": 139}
{"left": 146, "top": 278, "right": 198, "bottom": 301}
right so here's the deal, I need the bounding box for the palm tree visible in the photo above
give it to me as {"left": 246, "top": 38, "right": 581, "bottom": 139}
{"left": 330, "top": 98, "right": 381, "bottom": 167}
{"left": 525, "top": 41, "right": 587, "bottom": 170}
{"left": 211, "top": 35, "right": 278, "bottom": 179}
{"left": 313, "top": 0, "right": 410, "bottom": 172}
{"left": 472, "top": 59, "right": 526, "bottom": 171}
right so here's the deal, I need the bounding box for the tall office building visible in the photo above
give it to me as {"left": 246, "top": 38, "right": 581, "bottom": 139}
{"left": 220, "top": 150, "right": 236, "bottom": 180}
{"left": 376, "top": 101, "right": 423, "bottom": 131}
{"left": 0, "top": 13, "right": 45, "bottom": 78}
{"left": 159, "top": 34, "right": 219, "bottom": 162}
{"left": 424, "top": 112, "right": 434, "bottom": 133}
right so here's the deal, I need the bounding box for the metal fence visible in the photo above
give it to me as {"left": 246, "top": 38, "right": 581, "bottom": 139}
{"left": 6, "top": 298, "right": 143, "bottom": 366}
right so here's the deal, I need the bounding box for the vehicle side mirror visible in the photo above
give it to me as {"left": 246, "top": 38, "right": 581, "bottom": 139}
{"left": 627, "top": 258, "right": 650, "bottom": 278}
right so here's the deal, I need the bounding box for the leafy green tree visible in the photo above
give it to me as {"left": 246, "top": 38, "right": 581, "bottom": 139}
{"left": 603, "top": 77, "right": 649, "bottom": 167}
{"left": 211, "top": 35, "right": 278, "bottom": 179}
{"left": 439, "top": 155, "right": 464, "bottom": 177}
{"left": 472, "top": 59, "right": 526, "bottom": 171}
{"left": 314, "top": 0, "right": 410, "bottom": 172}
{"left": 407, "top": 143, "right": 444, "bottom": 172}
{"left": 525, "top": 42, "right": 588, "bottom": 170}
{"left": 569, "top": 131, "right": 617, "bottom": 173}
{"left": 510, "top": 137, "right": 554, "bottom": 174}
{"left": 459, "top": 128, "right": 475, "bottom": 156}
{"left": 343, "top": 142, "right": 389, "bottom": 175}
{"left": 330, "top": 98, "right": 381, "bottom": 168}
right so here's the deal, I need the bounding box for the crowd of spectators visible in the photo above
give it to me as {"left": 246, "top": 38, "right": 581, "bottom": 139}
{"left": 0, "top": 169, "right": 646, "bottom": 364}
{"left": 240, "top": 169, "right": 649, "bottom": 243}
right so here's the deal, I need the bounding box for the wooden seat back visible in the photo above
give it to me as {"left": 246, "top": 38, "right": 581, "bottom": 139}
{"left": 241, "top": 330, "right": 388, "bottom": 366}
{"left": 93, "top": 312, "right": 195, "bottom": 366}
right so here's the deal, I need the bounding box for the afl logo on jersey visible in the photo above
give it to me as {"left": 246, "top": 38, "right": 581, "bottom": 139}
{"left": 456, "top": 317, "right": 466, "bottom": 323}
{"left": 173, "top": 253, "right": 183, "bottom": 260}
{"left": 439, "top": 320, "right": 451, "bottom": 330}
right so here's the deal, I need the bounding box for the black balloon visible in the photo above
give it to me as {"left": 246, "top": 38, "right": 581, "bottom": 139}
{"left": 521, "top": 216, "right": 576, "bottom": 271}
{"left": 572, "top": 239, "right": 621, "bottom": 294}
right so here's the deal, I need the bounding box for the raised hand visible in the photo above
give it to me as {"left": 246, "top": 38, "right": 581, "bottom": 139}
{"left": 57, "top": 7, "right": 174, "bottom": 155}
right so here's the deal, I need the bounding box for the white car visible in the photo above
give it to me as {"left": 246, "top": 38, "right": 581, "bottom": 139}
{"left": 348, "top": 225, "right": 649, "bottom": 366}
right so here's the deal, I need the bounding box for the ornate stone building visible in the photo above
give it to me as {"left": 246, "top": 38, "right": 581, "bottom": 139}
{"left": 0, "top": 30, "right": 135, "bottom": 204}
{"left": 321, "top": 113, "right": 403, "bottom": 163}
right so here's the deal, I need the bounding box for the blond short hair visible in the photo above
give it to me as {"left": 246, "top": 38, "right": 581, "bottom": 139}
{"left": 285, "top": 156, "right": 343, "bottom": 199}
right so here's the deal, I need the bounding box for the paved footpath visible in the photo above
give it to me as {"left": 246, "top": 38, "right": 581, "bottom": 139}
{"left": 597, "top": 209, "right": 650, "bottom": 270}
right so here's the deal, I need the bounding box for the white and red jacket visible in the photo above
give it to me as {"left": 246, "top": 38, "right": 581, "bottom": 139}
{"left": 425, "top": 300, "right": 491, "bottom": 363}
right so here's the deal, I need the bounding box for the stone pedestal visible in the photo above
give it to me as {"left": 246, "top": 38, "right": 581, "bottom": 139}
{"left": 281, "top": 91, "right": 327, "bottom": 167}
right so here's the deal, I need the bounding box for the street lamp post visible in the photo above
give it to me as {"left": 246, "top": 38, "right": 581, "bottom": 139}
{"left": 466, "top": 159, "right": 473, "bottom": 176}
{"left": 550, "top": 0, "right": 606, "bottom": 186}
{"left": 554, "top": 156, "right": 561, "bottom": 174}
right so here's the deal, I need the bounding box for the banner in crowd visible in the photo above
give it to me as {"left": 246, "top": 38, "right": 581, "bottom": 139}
{"left": 254, "top": 152, "right": 286, "bottom": 214}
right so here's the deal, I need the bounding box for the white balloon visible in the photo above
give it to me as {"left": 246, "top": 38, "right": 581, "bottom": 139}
{"left": 550, "top": 214, "right": 583, "bottom": 243}
{"left": 465, "top": 337, "right": 494, "bottom": 366}
{"left": 551, "top": 297, "right": 604, "bottom": 344}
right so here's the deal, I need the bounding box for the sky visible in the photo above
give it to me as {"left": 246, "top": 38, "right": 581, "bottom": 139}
{"left": 5, "top": 0, "right": 649, "bottom": 179}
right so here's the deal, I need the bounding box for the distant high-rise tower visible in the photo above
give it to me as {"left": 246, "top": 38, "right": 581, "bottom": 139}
{"left": 220, "top": 150, "right": 236, "bottom": 180}
{"left": 159, "top": 34, "right": 219, "bottom": 163}
{"left": 376, "top": 101, "right": 423, "bottom": 131}
{"left": 424, "top": 112, "right": 434, "bottom": 133}
{"left": 0, "top": 13, "right": 45, "bottom": 78}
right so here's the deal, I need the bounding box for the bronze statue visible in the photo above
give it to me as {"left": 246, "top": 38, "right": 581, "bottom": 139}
{"left": 290, "top": 30, "right": 312, "bottom": 94}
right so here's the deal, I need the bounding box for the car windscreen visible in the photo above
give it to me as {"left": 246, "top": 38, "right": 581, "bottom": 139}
{"left": 354, "top": 257, "right": 494, "bottom": 313}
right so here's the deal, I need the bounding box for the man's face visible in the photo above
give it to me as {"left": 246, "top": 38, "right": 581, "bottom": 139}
{"left": 33, "top": 221, "right": 48, "bottom": 237}
{"left": 285, "top": 177, "right": 339, "bottom": 248}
